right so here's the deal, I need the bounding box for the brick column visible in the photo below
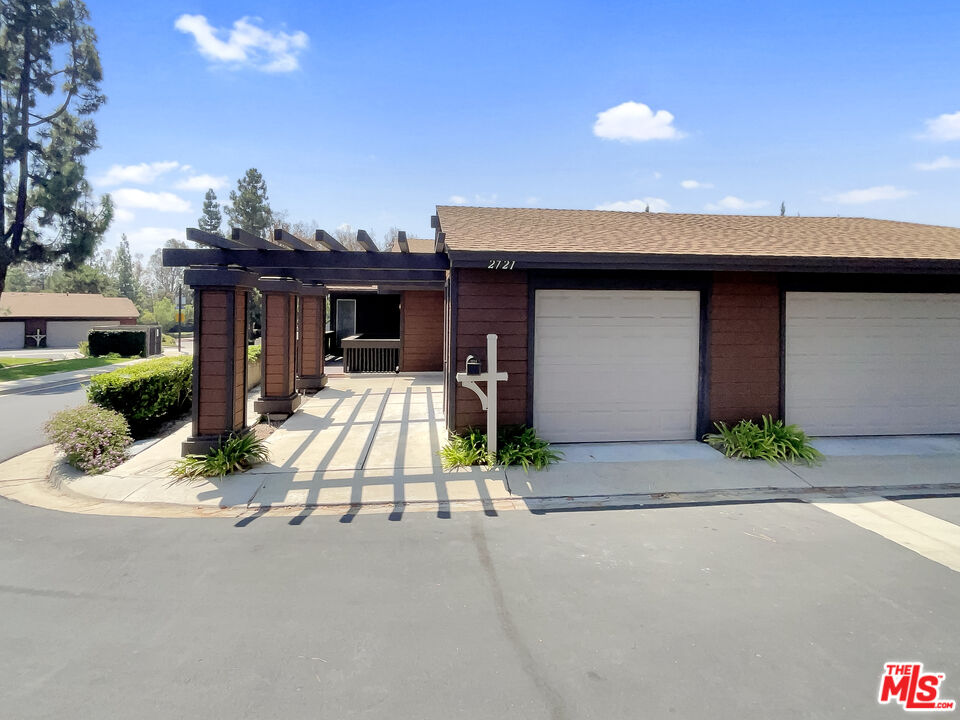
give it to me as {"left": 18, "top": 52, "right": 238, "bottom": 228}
{"left": 254, "top": 278, "right": 303, "bottom": 416}
{"left": 182, "top": 269, "right": 256, "bottom": 455}
{"left": 296, "top": 284, "right": 328, "bottom": 391}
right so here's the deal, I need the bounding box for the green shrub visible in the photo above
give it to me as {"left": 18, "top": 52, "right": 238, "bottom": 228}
{"left": 88, "top": 328, "right": 147, "bottom": 357}
{"left": 78, "top": 340, "right": 90, "bottom": 357}
{"left": 44, "top": 404, "right": 132, "bottom": 474}
{"left": 161, "top": 333, "right": 175, "bottom": 346}
{"left": 171, "top": 433, "right": 269, "bottom": 480}
{"left": 247, "top": 344, "right": 261, "bottom": 363}
{"left": 88, "top": 355, "right": 192, "bottom": 438}
{"left": 703, "top": 415, "right": 823, "bottom": 465}
{"left": 440, "top": 425, "right": 562, "bottom": 471}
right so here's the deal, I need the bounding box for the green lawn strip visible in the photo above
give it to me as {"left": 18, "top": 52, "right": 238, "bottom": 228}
{"left": 0, "top": 356, "right": 137, "bottom": 382}
{"left": 0, "top": 357, "right": 51, "bottom": 368}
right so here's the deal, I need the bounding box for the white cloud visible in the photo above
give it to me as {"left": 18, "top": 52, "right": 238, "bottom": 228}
{"left": 176, "top": 174, "right": 229, "bottom": 191}
{"left": 921, "top": 111, "right": 960, "bottom": 141}
{"left": 448, "top": 193, "right": 498, "bottom": 205}
{"left": 114, "top": 208, "right": 136, "bottom": 223}
{"left": 525, "top": 196, "right": 540, "bottom": 205}
{"left": 96, "top": 161, "right": 180, "bottom": 186}
{"left": 595, "top": 197, "right": 671, "bottom": 213}
{"left": 593, "top": 101, "right": 685, "bottom": 142}
{"left": 705, "top": 196, "right": 769, "bottom": 211}
{"left": 112, "top": 188, "right": 192, "bottom": 213}
{"left": 914, "top": 156, "right": 960, "bottom": 171}
{"left": 681, "top": 179, "right": 713, "bottom": 189}
{"left": 822, "top": 185, "right": 915, "bottom": 204}
{"left": 125, "top": 227, "right": 183, "bottom": 254}
{"left": 174, "top": 14, "right": 309, "bottom": 72}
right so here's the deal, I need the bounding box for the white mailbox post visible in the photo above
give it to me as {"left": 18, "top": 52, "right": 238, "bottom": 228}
{"left": 455, "top": 333, "right": 509, "bottom": 457}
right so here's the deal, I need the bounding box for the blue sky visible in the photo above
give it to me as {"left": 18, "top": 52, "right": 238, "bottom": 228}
{"left": 85, "top": 0, "right": 960, "bottom": 256}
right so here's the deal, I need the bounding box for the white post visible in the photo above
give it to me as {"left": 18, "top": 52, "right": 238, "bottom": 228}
{"left": 487, "top": 333, "right": 498, "bottom": 458}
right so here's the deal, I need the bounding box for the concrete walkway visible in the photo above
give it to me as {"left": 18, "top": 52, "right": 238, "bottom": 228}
{"left": 1, "top": 371, "right": 959, "bottom": 515}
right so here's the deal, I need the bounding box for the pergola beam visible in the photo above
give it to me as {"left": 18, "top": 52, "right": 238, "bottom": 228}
{"left": 397, "top": 231, "right": 409, "bottom": 253}
{"left": 231, "top": 227, "right": 278, "bottom": 250}
{"left": 316, "top": 229, "right": 348, "bottom": 252}
{"left": 273, "top": 228, "right": 321, "bottom": 252}
{"left": 258, "top": 268, "right": 444, "bottom": 284}
{"left": 356, "top": 230, "right": 378, "bottom": 252}
{"left": 162, "top": 248, "right": 449, "bottom": 270}
{"left": 186, "top": 227, "right": 246, "bottom": 250}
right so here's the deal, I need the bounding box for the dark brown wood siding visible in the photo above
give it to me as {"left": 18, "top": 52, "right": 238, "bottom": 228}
{"left": 454, "top": 269, "right": 528, "bottom": 430}
{"left": 299, "top": 295, "right": 324, "bottom": 377}
{"left": 400, "top": 290, "right": 444, "bottom": 372}
{"left": 197, "top": 290, "right": 229, "bottom": 436}
{"left": 708, "top": 272, "right": 781, "bottom": 425}
{"left": 263, "top": 292, "right": 296, "bottom": 397}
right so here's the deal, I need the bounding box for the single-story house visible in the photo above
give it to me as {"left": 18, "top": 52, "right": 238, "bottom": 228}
{"left": 163, "top": 211, "right": 960, "bottom": 454}
{"left": 0, "top": 291, "right": 139, "bottom": 349}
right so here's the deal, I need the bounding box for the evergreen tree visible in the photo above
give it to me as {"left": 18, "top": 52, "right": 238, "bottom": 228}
{"left": 198, "top": 188, "right": 223, "bottom": 234}
{"left": 780, "top": 201, "right": 786, "bottom": 217}
{"left": 112, "top": 234, "right": 138, "bottom": 302}
{"left": 226, "top": 169, "right": 273, "bottom": 238}
{"left": 1, "top": 0, "right": 112, "bottom": 293}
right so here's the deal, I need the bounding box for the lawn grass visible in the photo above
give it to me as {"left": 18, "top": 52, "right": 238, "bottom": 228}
{"left": 0, "top": 356, "right": 137, "bottom": 382}
{"left": 0, "top": 357, "right": 51, "bottom": 369}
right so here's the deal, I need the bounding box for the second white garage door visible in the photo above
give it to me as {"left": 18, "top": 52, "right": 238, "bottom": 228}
{"left": 46, "top": 320, "right": 119, "bottom": 348}
{"left": 533, "top": 290, "right": 700, "bottom": 442}
{"left": 785, "top": 292, "right": 960, "bottom": 436}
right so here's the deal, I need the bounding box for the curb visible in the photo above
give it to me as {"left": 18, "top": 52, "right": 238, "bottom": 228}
{"left": 3, "top": 447, "right": 959, "bottom": 520}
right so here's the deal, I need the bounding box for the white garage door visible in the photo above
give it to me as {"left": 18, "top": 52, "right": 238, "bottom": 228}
{"left": 46, "top": 321, "right": 119, "bottom": 348}
{"left": 785, "top": 292, "right": 960, "bottom": 436}
{"left": 533, "top": 290, "right": 700, "bottom": 442}
{"left": 0, "top": 322, "right": 25, "bottom": 349}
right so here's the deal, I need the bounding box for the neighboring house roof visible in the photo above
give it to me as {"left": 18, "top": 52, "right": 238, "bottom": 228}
{"left": 435, "top": 206, "right": 960, "bottom": 263}
{"left": 389, "top": 236, "right": 436, "bottom": 253}
{"left": 0, "top": 292, "right": 139, "bottom": 319}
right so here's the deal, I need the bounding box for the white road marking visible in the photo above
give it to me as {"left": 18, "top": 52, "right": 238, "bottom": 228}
{"left": 809, "top": 495, "right": 960, "bottom": 573}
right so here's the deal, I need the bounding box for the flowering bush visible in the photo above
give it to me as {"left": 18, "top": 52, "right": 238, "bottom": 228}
{"left": 44, "top": 404, "right": 132, "bottom": 474}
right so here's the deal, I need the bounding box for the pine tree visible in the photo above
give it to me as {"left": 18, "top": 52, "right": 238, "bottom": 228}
{"left": 226, "top": 169, "right": 273, "bottom": 238}
{"left": 198, "top": 189, "right": 223, "bottom": 234}
{"left": 113, "top": 234, "right": 138, "bottom": 302}
{"left": 1, "top": 0, "right": 112, "bottom": 294}
{"left": 780, "top": 201, "right": 786, "bottom": 217}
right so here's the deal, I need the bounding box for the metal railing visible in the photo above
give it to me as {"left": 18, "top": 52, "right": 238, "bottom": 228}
{"left": 342, "top": 335, "right": 400, "bottom": 373}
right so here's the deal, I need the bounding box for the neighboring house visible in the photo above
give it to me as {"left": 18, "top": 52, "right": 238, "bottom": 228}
{"left": 327, "top": 237, "right": 444, "bottom": 372}
{"left": 435, "top": 206, "right": 960, "bottom": 441}
{"left": 0, "top": 292, "right": 139, "bottom": 349}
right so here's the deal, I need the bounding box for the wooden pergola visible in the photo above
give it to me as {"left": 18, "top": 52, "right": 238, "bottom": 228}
{"left": 163, "top": 226, "right": 448, "bottom": 454}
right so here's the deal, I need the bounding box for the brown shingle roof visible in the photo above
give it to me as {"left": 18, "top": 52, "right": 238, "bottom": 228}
{"left": 435, "top": 206, "right": 960, "bottom": 261}
{"left": 389, "top": 237, "right": 436, "bottom": 253}
{"left": 0, "top": 292, "right": 139, "bottom": 319}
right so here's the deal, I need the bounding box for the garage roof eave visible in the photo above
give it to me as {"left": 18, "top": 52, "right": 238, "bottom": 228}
{"left": 445, "top": 249, "right": 960, "bottom": 274}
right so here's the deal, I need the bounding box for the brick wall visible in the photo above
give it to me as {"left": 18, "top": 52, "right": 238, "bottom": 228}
{"left": 708, "top": 272, "right": 781, "bottom": 425}
{"left": 400, "top": 290, "right": 444, "bottom": 371}
{"left": 454, "top": 269, "right": 528, "bottom": 430}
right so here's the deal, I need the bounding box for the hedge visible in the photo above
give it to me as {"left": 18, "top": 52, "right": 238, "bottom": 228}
{"left": 88, "top": 355, "right": 192, "bottom": 437}
{"left": 89, "top": 329, "right": 147, "bottom": 357}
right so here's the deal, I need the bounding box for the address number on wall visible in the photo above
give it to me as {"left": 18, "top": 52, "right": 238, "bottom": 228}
{"left": 487, "top": 260, "right": 517, "bottom": 270}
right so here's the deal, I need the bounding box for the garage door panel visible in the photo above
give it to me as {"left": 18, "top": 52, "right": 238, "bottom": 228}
{"left": 46, "top": 320, "right": 120, "bottom": 348}
{"left": 785, "top": 292, "right": 960, "bottom": 436}
{"left": 534, "top": 290, "right": 700, "bottom": 442}
{"left": 0, "top": 322, "right": 24, "bottom": 349}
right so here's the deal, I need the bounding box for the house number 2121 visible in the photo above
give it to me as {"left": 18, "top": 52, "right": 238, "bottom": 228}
{"left": 487, "top": 259, "right": 516, "bottom": 270}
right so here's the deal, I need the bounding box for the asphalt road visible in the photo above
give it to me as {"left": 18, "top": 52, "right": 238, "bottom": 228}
{"left": 0, "top": 381, "right": 88, "bottom": 462}
{"left": 1, "top": 496, "right": 958, "bottom": 719}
